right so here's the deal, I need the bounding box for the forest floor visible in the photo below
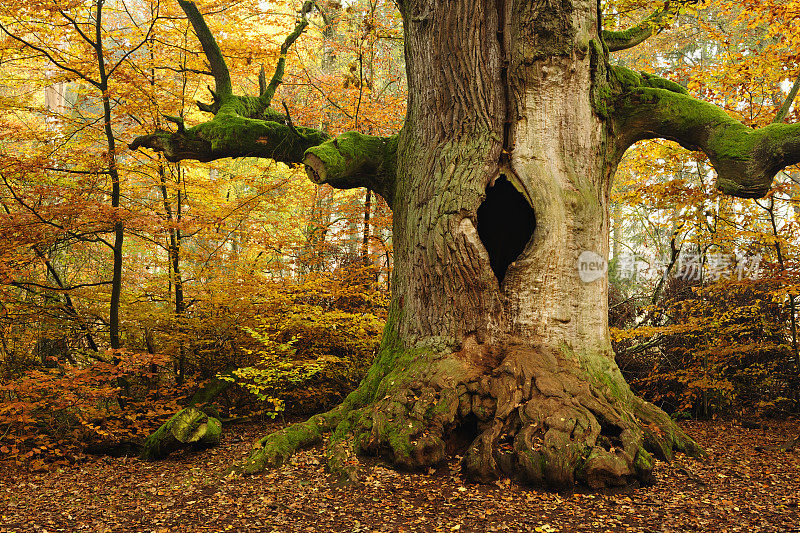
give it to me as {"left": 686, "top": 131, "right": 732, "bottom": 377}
{"left": 1, "top": 418, "right": 799, "bottom": 533}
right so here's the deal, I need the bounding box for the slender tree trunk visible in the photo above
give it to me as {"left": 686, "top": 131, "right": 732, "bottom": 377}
{"left": 92, "top": 0, "right": 130, "bottom": 411}
{"left": 612, "top": 201, "right": 621, "bottom": 261}
{"left": 94, "top": 0, "right": 123, "bottom": 352}
{"left": 148, "top": 33, "right": 188, "bottom": 385}
{"left": 302, "top": 186, "right": 332, "bottom": 274}
{"left": 298, "top": 1, "right": 341, "bottom": 276}
{"left": 764, "top": 197, "right": 799, "bottom": 398}
{"left": 157, "top": 160, "right": 187, "bottom": 384}
{"left": 361, "top": 189, "right": 371, "bottom": 265}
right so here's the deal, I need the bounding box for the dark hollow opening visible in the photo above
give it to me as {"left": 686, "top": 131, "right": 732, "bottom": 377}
{"left": 476, "top": 175, "right": 536, "bottom": 283}
{"left": 446, "top": 413, "right": 480, "bottom": 456}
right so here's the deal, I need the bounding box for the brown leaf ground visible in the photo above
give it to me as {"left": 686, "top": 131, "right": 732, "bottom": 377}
{"left": 2, "top": 419, "right": 799, "bottom": 532}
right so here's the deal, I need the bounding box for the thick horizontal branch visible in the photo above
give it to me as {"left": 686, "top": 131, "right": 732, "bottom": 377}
{"left": 130, "top": 114, "right": 329, "bottom": 164}
{"left": 130, "top": 117, "right": 398, "bottom": 205}
{"left": 611, "top": 67, "right": 800, "bottom": 198}
{"left": 303, "top": 132, "right": 398, "bottom": 205}
{"left": 130, "top": 0, "right": 397, "bottom": 206}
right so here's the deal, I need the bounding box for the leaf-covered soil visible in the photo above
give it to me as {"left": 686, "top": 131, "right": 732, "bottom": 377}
{"left": 1, "top": 419, "right": 799, "bottom": 532}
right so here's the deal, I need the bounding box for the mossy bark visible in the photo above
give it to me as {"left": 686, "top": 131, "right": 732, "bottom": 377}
{"left": 304, "top": 133, "right": 398, "bottom": 205}
{"left": 607, "top": 65, "right": 800, "bottom": 198}
{"left": 138, "top": 372, "right": 232, "bottom": 461}
{"left": 242, "top": 312, "right": 700, "bottom": 488}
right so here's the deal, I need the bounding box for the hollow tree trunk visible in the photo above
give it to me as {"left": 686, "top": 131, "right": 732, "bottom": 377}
{"left": 242, "top": 0, "right": 700, "bottom": 489}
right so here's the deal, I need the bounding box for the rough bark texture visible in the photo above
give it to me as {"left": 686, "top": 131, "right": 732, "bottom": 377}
{"left": 131, "top": 0, "right": 800, "bottom": 489}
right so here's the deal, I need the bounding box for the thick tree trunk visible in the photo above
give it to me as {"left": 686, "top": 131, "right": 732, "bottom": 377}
{"left": 240, "top": 0, "right": 701, "bottom": 489}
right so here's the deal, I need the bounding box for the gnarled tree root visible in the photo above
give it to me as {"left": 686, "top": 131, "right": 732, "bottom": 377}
{"left": 237, "top": 345, "right": 702, "bottom": 490}
{"left": 233, "top": 405, "right": 348, "bottom": 475}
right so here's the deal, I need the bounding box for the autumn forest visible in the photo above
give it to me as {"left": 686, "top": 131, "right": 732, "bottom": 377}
{"left": 1, "top": 0, "right": 800, "bottom": 531}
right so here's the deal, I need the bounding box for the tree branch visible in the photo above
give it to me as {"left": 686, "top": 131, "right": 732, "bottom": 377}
{"left": 58, "top": 9, "right": 98, "bottom": 50}
{"left": 130, "top": 0, "right": 397, "bottom": 204}
{"left": 1, "top": 173, "right": 115, "bottom": 249}
{"left": 44, "top": 167, "right": 111, "bottom": 175}
{"left": 178, "top": 0, "right": 231, "bottom": 99}
{"left": 129, "top": 119, "right": 330, "bottom": 164}
{"left": 0, "top": 20, "right": 100, "bottom": 87}
{"left": 154, "top": 65, "right": 212, "bottom": 76}
{"left": 603, "top": 1, "right": 700, "bottom": 52}
{"left": 303, "top": 133, "right": 397, "bottom": 205}
{"left": 610, "top": 66, "right": 800, "bottom": 198}
{"left": 11, "top": 280, "right": 113, "bottom": 292}
{"left": 260, "top": 0, "right": 315, "bottom": 108}
{"left": 106, "top": 1, "right": 160, "bottom": 80}
{"left": 774, "top": 72, "right": 800, "bottom": 124}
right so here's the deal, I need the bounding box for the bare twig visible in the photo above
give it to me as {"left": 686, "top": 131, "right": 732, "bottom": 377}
{"left": 282, "top": 101, "right": 304, "bottom": 139}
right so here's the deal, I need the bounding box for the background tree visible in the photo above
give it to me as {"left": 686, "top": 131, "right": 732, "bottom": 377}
{"left": 0, "top": 0, "right": 160, "bottom": 354}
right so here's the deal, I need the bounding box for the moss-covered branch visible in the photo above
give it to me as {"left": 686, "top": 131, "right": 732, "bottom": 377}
{"left": 603, "top": 1, "right": 699, "bottom": 52}
{"left": 178, "top": 0, "right": 311, "bottom": 118}
{"left": 179, "top": 1, "right": 232, "bottom": 100}
{"left": 304, "top": 132, "right": 398, "bottom": 205}
{"left": 260, "top": 0, "right": 315, "bottom": 108}
{"left": 234, "top": 405, "right": 347, "bottom": 474}
{"left": 131, "top": 1, "right": 323, "bottom": 162}
{"left": 131, "top": 114, "right": 398, "bottom": 200}
{"left": 610, "top": 66, "right": 800, "bottom": 198}
{"left": 131, "top": 0, "right": 397, "bottom": 201}
{"left": 130, "top": 114, "right": 330, "bottom": 164}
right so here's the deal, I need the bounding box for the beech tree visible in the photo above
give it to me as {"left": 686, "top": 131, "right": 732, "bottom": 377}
{"left": 132, "top": 0, "right": 800, "bottom": 489}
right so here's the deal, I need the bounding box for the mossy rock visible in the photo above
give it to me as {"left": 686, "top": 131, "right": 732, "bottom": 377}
{"left": 140, "top": 407, "right": 222, "bottom": 461}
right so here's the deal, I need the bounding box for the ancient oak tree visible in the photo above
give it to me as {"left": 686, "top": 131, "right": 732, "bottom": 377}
{"left": 131, "top": 0, "right": 800, "bottom": 488}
